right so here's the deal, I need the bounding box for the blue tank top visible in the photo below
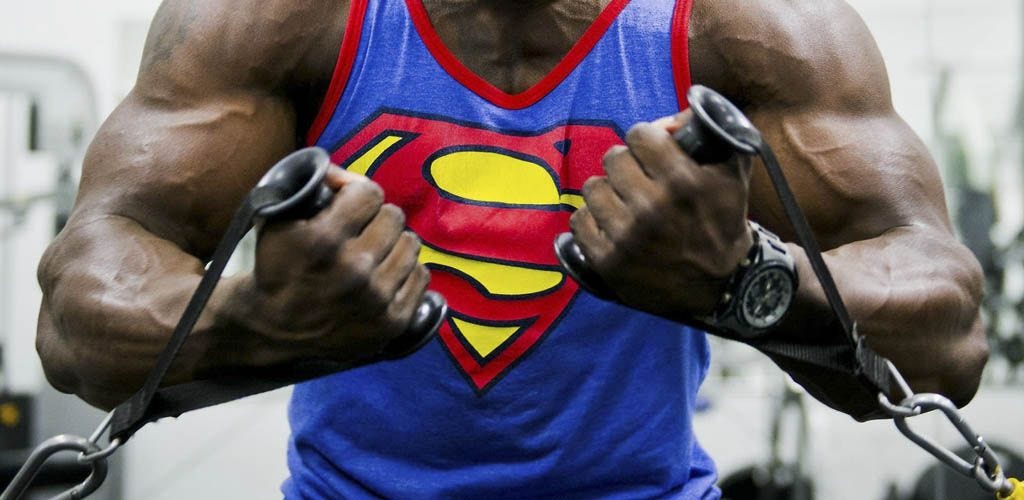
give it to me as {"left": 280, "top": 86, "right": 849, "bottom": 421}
{"left": 285, "top": 0, "right": 719, "bottom": 497}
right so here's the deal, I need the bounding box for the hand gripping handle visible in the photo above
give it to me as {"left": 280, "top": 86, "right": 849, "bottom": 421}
{"left": 553, "top": 85, "right": 762, "bottom": 300}
{"left": 256, "top": 147, "right": 448, "bottom": 357}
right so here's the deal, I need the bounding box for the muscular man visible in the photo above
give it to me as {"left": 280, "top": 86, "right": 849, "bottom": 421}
{"left": 36, "top": 0, "right": 987, "bottom": 497}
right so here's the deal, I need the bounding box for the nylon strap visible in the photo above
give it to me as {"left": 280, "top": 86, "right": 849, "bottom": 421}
{"left": 107, "top": 172, "right": 434, "bottom": 442}
{"left": 115, "top": 359, "right": 361, "bottom": 431}
{"left": 755, "top": 146, "right": 854, "bottom": 335}
{"left": 747, "top": 144, "right": 896, "bottom": 419}
{"left": 110, "top": 186, "right": 290, "bottom": 442}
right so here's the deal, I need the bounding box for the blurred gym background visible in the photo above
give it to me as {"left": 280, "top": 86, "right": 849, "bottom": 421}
{"left": 0, "top": 0, "right": 1021, "bottom": 498}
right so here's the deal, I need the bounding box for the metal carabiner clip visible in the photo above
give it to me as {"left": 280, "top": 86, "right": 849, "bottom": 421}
{"left": 0, "top": 434, "right": 109, "bottom": 500}
{"left": 77, "top": 411, "right": 123, "bottom": 466}
{"left": 889, "top": 392, "right": 1012, "bottom": 495}
{"left": 1, "top": 412, "right": 120, "bottom": 500}
{"left": 876, "top": 360, "right": 1014, "bottom": 496}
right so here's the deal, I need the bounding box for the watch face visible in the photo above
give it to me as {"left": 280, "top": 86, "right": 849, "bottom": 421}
{"left": 740, "top": 267, "right": 795, "bottom": 329}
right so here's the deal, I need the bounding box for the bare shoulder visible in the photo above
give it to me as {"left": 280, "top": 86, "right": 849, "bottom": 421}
{"left": 689, "top": 0, "right": 891, "bottom": 113}
{"left": 66, "top": 0, "right": 352, "bottom": 254}
{"left": 137, "top": 0, "right": 350, "bottom": 103}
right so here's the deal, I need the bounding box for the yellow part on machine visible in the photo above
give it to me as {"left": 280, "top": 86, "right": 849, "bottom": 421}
{"left": 998, "top": 478, "right": 1024, "bottom": 500}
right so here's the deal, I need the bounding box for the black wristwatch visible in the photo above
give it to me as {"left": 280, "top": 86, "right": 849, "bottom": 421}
{"left": 704, "top": 221, "right": 798, "bottom": 339}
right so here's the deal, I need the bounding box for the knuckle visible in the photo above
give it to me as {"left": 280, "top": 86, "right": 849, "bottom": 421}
{"left": 614, "top": 211, "right": 638, "bottom": 239}
{"left": 367, "top": 180, "right": 385, "bottom": 200}
{"left": 664, "top": 166, "right": 694, "bottom": 196}
{"left": 631, "top": 192, "right": 658, "bottom": 220}
{"left": 602, "top": 145, "right": 628, "bottom": 165}
{"left": 569, "top": 207, "right": 590, "bottom": 231}
{"left": 625, "top": 122, "right": 652, "bottom": 146}
{"left": 380, "top": 203, "right": 406, "bottom": 226}
{"left": 342, "top": 249, "right": 376, "bottom": 284}
{"left": 402, "top": 232, "right": 422, "bottom": 254}
{"left": 393, "top": 235, "right": 417, "bottom": 259}
{"left": 416, "top": 265, "right": 431, "bottom": 286}
{"left": 582, "top": 176, "right": 605, "bottom": 198}
{"left": 301, "top": 227, "right": 341, "bottom": 267}
{"left": 354, "top": 180, "right": 385, "bottom": 207}
{"left": 602, "top": 220, "right": 624, "bottom": 244}
{"left": 307, "top": 223, "right": 339, "bottom": 246}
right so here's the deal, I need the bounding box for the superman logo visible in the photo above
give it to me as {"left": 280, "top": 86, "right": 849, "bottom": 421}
{"left": 328, "top": 109, "right": 623, "bottom": 392}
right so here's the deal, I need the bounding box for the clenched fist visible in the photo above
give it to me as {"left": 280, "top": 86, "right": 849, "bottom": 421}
{"left": 569, "top": 112, "right": 755, "bottom": 318}
{"left": 234, "top": 167, "right": 431, "bottom": 366}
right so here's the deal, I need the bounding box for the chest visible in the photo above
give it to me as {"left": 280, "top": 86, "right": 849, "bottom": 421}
{"left": 421, "top": 0, "right": 613, "bottom": 94}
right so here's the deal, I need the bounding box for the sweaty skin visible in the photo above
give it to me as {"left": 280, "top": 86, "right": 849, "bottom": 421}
{"left": 35, "top": 0, "right": 432, "bottom": 409}
{"left": 36, "top": 0, "right": 985, "bottom": 414}
{"left": 572, "top": 0, "right": 987, "bottom": 405}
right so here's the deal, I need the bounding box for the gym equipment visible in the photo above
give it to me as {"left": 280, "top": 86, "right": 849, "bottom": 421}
{"left": 554, "top": 85, "right": 1023, "bottom": 499}
{"left": 906, "top": 444, "right": 1024, "bottom": 500}
{"left": 719, "top": 381, "right": 814, "bottom": 500}
{"left": 0, "top": 147, "right": 448, "bottom": 499}
{"left": 555, "top": 85, "right": 759, "bottom": 302}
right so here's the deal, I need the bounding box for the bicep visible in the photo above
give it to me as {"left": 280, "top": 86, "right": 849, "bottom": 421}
{"left": 37, "top": 86, "right": 296, "bottom": 402}
{"left": 731, "top": 0, "right": 951, "bottom": 247}
{"left": 73, "top": 87, "right": 297, "bottom": 257}
{"left": 697, "top": 0, "right": 953, "bottom": 246}
{"left": 70, "top": 0, "right": 304, "bottom": 256}
{"left": 746, "top": 106, "right": 953, "bottom": 249}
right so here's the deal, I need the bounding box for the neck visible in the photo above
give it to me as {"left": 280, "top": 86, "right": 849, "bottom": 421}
{"left": 419, "top": 0, "right": 611, "bottom": 94}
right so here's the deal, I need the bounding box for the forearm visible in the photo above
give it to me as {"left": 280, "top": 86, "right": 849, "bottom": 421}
{"left": 779, "top": 224, "right": 987, "bottom": 404}
{"left": 36, "top": 213, "right": 261, "bottom": 410}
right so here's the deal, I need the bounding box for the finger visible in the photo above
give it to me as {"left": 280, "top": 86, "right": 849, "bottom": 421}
{"left": 346, "top": 203, "right": 406, "bottom": 263}
{"left": 602, "top": 145, "right": 654, "bottom": 206}
{"left": 326, "top": 167, "right": 373, "bottom": 191}
{"left": 314, "top": 177, "right": 385, "bottom": 239}
{"left": 385, "top": 264, "right": 431, "bottom": 341}
{"left": 581, "top": 176, "right": 630, "bottom": 242}
{"left": 324, "top": 165, "right": 365, "bottom": 190}
{"left": 569, "top": 206, "right": 613, "bottom": 271}
{"left": 371, "top": 231, "right": 421, "bottom": 298}
{"left": 625, "top": 120, "right": 698, "bottom": 183}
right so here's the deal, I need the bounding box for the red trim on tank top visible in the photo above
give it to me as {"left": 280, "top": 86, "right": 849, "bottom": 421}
{"left": 671, "top": 0, "right": 694, "bottom": 110}
{"left": 406, "top": 0, "right": 631, "bottom": 110}
{"left": 306, "top": 0, "right": 370, "bottom": 146}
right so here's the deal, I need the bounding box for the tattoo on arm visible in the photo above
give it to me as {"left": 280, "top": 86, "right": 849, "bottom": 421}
{"left": 141, "top": 0, "right": 199, "bottom": 70}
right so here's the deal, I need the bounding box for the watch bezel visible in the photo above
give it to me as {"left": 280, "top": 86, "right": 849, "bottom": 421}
{"left": 737, "top": 262, "right": 797, "bottom": 330}
{"left": 703, "top": 221, "right": 799, "bottom": 340}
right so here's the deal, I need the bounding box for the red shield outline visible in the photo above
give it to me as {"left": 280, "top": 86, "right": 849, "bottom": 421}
{"left": 329, "top": 109, "right": 623, "bottom": 393}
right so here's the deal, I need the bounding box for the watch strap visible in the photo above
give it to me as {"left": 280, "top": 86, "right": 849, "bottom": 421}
{"left": 705, "top": 221, "right": 797, "bottom": 338}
